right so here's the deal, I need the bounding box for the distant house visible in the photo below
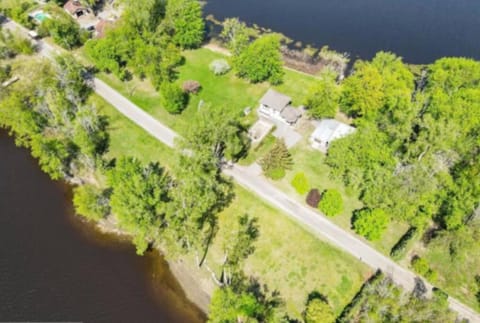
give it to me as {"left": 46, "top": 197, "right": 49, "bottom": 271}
{"left": 64, "top": 0, "right": 92, "bottom": 19}
{"left": 309, "top": 119, "right": 355, "bottom": 152}
{"left": 259, "top": 89, "right": 302, "bottom": 125}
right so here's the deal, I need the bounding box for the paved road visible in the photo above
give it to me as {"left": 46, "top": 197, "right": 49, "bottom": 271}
{"left": 4, "top": 18, "right": 480, "bottom": 322}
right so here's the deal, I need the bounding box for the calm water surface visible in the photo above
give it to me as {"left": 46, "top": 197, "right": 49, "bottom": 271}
{"left": 205, "top": 0, "right": 480, "bottom": 63}
{"left": 0, "top": 130, "right": 205, "bottom": 323}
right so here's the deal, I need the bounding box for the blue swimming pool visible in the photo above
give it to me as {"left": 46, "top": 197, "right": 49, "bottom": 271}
{"left": 33, "top": 12, "right": 48, "bottom": 22}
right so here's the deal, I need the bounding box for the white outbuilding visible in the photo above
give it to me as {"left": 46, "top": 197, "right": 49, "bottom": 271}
{"left": 310, "top": 119, "right": 355, "bottom": 152}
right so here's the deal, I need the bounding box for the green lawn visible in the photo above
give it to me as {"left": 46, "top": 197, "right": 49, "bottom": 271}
{"left": 91, "top": 93, "right": 370, "bottom": 319}
{"left": 89, "top": 94, "right": 177, "bottom": 167}
{"left": 208, "top": 186, "right": 371, "bottom": 319}
{"left": 95, "top": 48, "right": 318, "bottom": 136}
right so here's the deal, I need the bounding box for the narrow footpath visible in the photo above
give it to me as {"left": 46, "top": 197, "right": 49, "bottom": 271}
{"left": 3, "top": 18, "right": 479, "bottom": 323}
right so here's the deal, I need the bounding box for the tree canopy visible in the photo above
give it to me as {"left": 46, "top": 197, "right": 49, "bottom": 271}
{"left": 107, "top": 157, "right": 170, "bottom": 255}
{"left": 234, "top": 34, "right": 284, "bottom": 85}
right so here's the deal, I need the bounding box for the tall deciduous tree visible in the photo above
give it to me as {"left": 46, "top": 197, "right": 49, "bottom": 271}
{"left": 352, "top": 208, "right": 389, "bottom": 241}
{"left": 107, "top": 157, "right": 170, "bottom": 255}
{"left": 208, "top": 287, "right": 264, "bottom": 323}
{"left": 165, "top": 0, "right": 205, "bottom": 48}
{"left": 340, "top": 61, "right": 384, "bottom": 119}
{"left": 305, "top": 72, "right": 340, "bottom": 119}
{"left": 221, "top": 18, "right": 249, "bottom": 56}
{"left": 234, "top": 34, "right": 284, "bottom": 85}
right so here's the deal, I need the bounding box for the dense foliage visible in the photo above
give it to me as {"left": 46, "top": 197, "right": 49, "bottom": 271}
{"left": 159, "top": 82, "right": 187, "bottom": 114}
{"left": 328, "top": 53, "right": 480, "bottom": 238}
{"left": 108, "top": 157, "right": 170, "bottom": 254}
{"left": 84, "top": 0, "right": 184, "bottom": 87}
{"left": 165, "top": 0, "right": 205, "bottom": 48}
{"left": 352, "top": 208, "right": 389, "bottom": 241}
{"left": 208, "top": 274, "right": 284, "bottom": 323}
{"left": 305, "top": 72, "right": 340, "bottom": 118}
{"left": 0, "top": 0, "right": 36, "bottom": 29}
{"left": 234, "top": 34, "right": 284, "bottom": 85}
{"left": 304, "top": 297, "right": 335, "bottom": 323}
{"left": 0, "top": 55, "right": 107, "bottom": 180}
{"left": 73, "top": 184, "right": 110, "bottom": 221}
{"left": 338, "top": 273, "right": 456, "bottom": 322}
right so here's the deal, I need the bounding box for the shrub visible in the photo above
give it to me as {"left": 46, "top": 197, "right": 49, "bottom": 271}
{"left": 352, "top": 208, "right": 389, "bottom": 241}
{"left": 304, "top": 297, "right": 335, "bottom": 323}
{"left": 318, "top": 189, "right": 343, "bottom": 216}
{"left": 291, "top": 172, "right": 309, "bottom": 195}
{"left": 160, "top": 82, "right": 187, "bottom": 114}
{"left": 411, "top": 256, "right": 429, "bottom": 275}
{"left": 73, "top": 185, "right": 110, "bottom": 221}
{"left": 306, "top": 189, "right": 321, "bottom": 208}
{"left": 0, "top": 1, "right": 35, "bottom": 29}
{"left": 432, "top": 287, "right": 449, "bottom": 305}
{"left": 0, "top": 29, "right": 34, "bottom": 58}
{"left": 182, "top": 80, "right": 201, "bottom": 94}
{"left": 390, "top": 227, "right": 419, "bottom": 260}
{"left": 209, "top": 59, "right": 231, "bottom": 75}
{"left": 411, "top": 256, "right": 437, "bottom": 282}
{"left": 0, "top": 64, "right": 12, "bottom": 82}
{"left": 266, "top": 167, "right": 285, "bottom": 180}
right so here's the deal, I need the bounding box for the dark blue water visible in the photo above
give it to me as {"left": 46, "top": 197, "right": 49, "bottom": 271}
{"left": 204, "top": 0, "right": 480, "bottom": 63}
{"left": 0, "top": 131, "right": 205, "bottom": 323}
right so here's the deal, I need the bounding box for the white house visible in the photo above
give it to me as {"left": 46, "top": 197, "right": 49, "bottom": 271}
{"left": 259, "top": 89, "right": 302, "bottom": 125}
{"left": 310, "top": 119, "right": 355, "bottom": 152}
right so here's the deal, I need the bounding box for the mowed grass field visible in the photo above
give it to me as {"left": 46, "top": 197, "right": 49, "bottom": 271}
{"left": 92, "top": 94, "right": 370, "bottom": 318}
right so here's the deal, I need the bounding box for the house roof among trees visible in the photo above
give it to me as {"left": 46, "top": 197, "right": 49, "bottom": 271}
{"left": 260, "top": 89, "right": 291, "bottom": 112}
{"left": 64, "top": 0, "right": 87, "bottom": 15}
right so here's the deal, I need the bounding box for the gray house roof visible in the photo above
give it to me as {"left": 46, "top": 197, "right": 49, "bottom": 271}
{"left": 260, "top": 89, "right": 291, "bottom": 112}
{"left": 311, "top": 119, "right": 355, "bottom": 143}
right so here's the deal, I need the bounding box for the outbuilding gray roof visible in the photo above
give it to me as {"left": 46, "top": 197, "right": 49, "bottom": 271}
{"left": 260, "top": 89, "right": 291, "bottom": 112}
{"left": 311, "top": 119, "right": 355, "bottom": 143}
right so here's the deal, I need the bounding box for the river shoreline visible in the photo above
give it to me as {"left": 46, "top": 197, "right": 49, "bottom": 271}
{"left": 96, "top": 215, "right": 212, "bottom": 314}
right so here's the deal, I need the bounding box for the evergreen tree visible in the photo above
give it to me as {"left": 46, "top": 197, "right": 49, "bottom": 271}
{"left": 260, "top": 139, "right": 293, "bottom": 180}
